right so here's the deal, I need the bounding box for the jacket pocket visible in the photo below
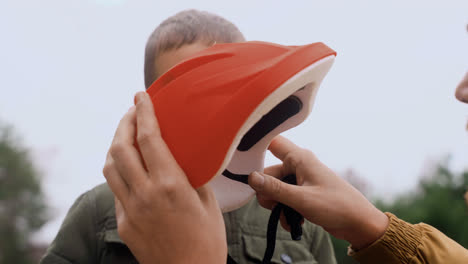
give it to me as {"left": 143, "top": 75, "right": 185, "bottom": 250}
{"left": 242, "top": 235, "right": 318, "bottom": 264}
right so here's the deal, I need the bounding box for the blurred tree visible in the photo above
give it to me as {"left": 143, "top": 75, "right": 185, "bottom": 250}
{"left": 331, "top": 236, "right": 359, "bottom": 264}
{"left": 0, "top": 123, "right": 49, "bottom": 264}
{"left": 332, "top": 161, "right": 468, "bottom": 263}
{"left": 375, "top": 159, "right": 468, "bottom": 247}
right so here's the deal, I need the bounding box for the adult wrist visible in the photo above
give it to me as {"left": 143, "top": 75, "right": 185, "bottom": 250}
{"left": 349, "top": 212, "right": 424, "bottom": 264}
{"left": 347, "top": 208, "right": 389, "bottom": 250}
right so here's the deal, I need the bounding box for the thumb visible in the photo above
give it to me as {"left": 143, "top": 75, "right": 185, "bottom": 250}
{"left": 248, "top": 171, "right": 301, "bottom": 208}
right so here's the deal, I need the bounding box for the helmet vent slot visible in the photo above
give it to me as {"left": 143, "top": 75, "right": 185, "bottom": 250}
{"left": 237, "top": 95, "right": 303, "bottom": 152}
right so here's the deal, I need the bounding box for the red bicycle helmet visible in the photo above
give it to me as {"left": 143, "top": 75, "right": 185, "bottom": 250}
{"left": 147, "top": 41, "right": 336, "bottom": 212}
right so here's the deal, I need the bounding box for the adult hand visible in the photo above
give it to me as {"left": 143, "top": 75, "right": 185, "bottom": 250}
{"left": 103, "top": 92, "right": 227, "bottom": 264}
{"left": 248, "top": 136, "right": 389, "bottom": 250}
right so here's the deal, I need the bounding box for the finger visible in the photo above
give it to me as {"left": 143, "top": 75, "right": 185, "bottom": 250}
{"left": 263, "top": 164, "right": 284, "bottom": 179}
{"left": 196, "top": 185, "right": 223, "bottom": 217}
{"left": 103, "top": 153, "right": 129, "bottom": 201}
{"left": 268, "top": 136, "right": 302, "bottom": 161}
{"left": 196, "top": 184, "right": 216, "bottom": 203}
{"left": 279, "top": 210, "right": 304, "bottom": 232}
{"left": 114, "top": 196, "right": 131, "bottom": 243}
{"left": 256, "top": 194, "right": 277, "bottom": 210}
{"left": 114, "top": 196, "right": 124, "bottom": 221}
{"left": 114, "top": 196, "right": 127, "bottom": 233}
{"left": 110, "top": 107, "right": 148, "bottom": 190}
{"left": 134, "top": 92, "right": 182, "bottom": 178}
{"left": 249, "top": 172, "right": 302, "bottom": 209}
{"left": 279, "top": 212, "right": 291, "bottom": 232}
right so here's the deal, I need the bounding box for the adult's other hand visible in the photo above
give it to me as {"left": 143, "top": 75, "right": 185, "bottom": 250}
{"left": 103, "top": 92, "right": 226, "bottom": 264}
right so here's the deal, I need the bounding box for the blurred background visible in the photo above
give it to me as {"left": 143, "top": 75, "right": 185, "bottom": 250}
{"left": 0, "top": 0, "right": 467, "bottom": 263}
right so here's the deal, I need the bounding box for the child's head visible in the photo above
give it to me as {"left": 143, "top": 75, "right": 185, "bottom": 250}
{"left": 144, "top": 9, "right": 245, "bottom": 88}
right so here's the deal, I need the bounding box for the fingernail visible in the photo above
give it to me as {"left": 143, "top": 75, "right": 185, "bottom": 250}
{"left": 249, "top": 172, "right": 265, "bottom": 190}
{"left": 135, "top": 92, "right": 147, "bottom": 104}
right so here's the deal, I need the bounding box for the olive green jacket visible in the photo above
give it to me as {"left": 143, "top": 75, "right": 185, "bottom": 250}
{"left": 40, "top": 183, "right": 336, "bottom": 264}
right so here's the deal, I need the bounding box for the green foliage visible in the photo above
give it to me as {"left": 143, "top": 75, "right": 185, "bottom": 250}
{"left": 332, "top": 160, "right": 468, "bottom": 263}
{"left": 375, "top": 160, "right": 468, "bottom": 247}
{"left": 0, "top": 123, "right": 49, "bottom": 264}
{"left": 331, "top": 236, "right": 359, "bottom": 264}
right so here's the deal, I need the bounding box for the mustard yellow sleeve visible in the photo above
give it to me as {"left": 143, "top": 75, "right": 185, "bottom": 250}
{"left": 349, "top": 213, "right": 468, "bottom": 264}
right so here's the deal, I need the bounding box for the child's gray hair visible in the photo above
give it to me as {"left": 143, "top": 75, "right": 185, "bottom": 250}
{"left": 144, "top": 9, "right": 245, "bottom": 88}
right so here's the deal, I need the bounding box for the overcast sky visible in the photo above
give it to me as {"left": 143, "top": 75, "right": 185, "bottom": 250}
{"left": 1, "top": 0, "right": 467, "bottom": 243}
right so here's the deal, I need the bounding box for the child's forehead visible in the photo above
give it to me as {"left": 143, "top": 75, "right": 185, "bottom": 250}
{"left": 156, "top": 42, "right": 210, "bottom": 77}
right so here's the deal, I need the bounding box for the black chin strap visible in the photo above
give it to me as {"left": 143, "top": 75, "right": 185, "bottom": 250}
{"left": 227, "top": 174, "right": 303, "bottom": 264}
